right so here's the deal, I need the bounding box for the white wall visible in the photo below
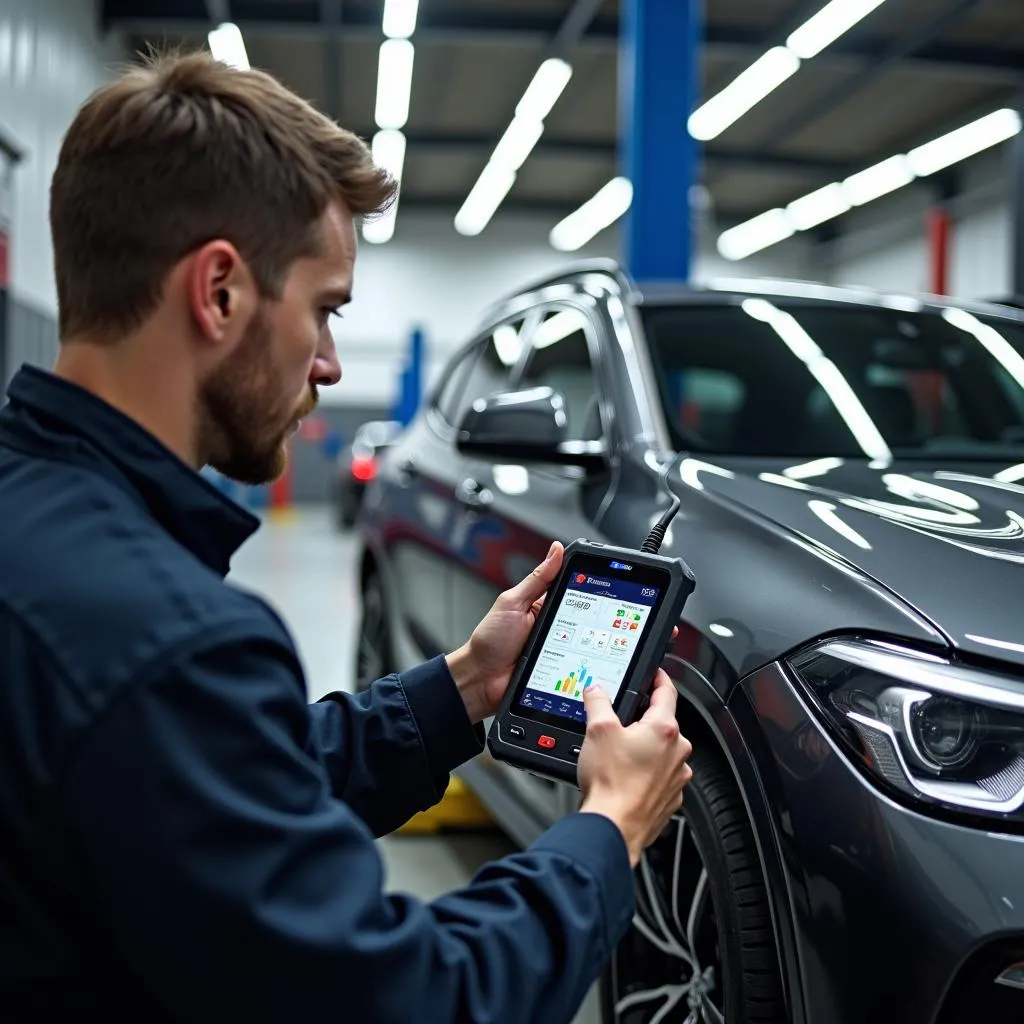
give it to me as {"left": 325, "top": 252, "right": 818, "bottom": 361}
{"left": 0, "top": 0, "right": 124, "bottom": 315}
{"left": 330, "top": 209, "right": 814, "bottom": 408}
{"left": 821, "top": 147, "right": 1014, "bottom": 301}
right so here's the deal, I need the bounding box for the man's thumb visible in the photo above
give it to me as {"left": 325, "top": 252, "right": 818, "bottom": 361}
{"left": 511, "top": 541, "right": 562, "bottom": 604}
{"left": 582, "top": 680, "right": 616, "bottom": 721}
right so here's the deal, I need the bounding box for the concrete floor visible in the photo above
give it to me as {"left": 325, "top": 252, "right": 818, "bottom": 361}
{"left": 228, "top": 506, "right": 602, "bottom": 1024}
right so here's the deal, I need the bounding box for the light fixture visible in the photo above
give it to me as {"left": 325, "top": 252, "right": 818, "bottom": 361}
{"left": 362, "top": 130, "right": 406, "bottom": 244}
{"left": 382, "top": 0, "right": 419, "bottom": 39}
{"left": 717, "top": 209, "right": 794, "bottom": 262}
{"left": 207, "top": 22, "right": 249, "bottom": 69}
{"left": 374, "top": 38, "right": 415, "bottom": 130}
{"left": 515, "top": 58, "right": 573, "bottom": 123}
{"left": 454, "top": 162, "right": 517, "bottom": 236}
{"left": 490, "top": 115, "right": 545, "bottom": 173}
{"left": 453, "top": 58, "right": 572, "bottom": 235}
{"left": 786, "top": 182, "right": 850, "bottom": 231}
{"left": 841, "top": 154, "right": 915, "bottom": 206}
{"left": 688, "top": 47, "right": 800, "bottom": 141}
{"left": 786, "top": 0, "right": 889, "bottom": 59}
{"left": 549, "top": 177, "right": 633, "bottom": 252}
{"left": 908, "top": 107, "right": 1022, "bottom": 177}
{"left": 718, "top": 106, "right": 1022, "bottom": 260}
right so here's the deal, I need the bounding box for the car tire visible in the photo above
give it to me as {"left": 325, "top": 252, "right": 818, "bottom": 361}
{"left": 601, "top": 745, "right": 785, "bottom": 1024}
{"left": 355, "top": 570, "right": 395, "bottom": 693}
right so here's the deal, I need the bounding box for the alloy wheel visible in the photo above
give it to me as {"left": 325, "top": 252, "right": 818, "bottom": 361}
{"left": 609, "top": 813, "right": 725, "bottom": 1024}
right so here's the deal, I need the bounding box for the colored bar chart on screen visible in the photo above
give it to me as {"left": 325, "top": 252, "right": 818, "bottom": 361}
{"left": 553, "top": 663, "right": 593, "bottom": 697}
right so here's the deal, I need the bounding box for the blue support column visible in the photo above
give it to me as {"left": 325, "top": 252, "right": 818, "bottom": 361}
{"left": 619, "top": 0, "right": 701, "bottom": 284}
{"left": 392, "top": 326, "right": 426, "bottom": 426}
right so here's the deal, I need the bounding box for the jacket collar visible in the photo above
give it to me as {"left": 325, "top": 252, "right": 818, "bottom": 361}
{"left": 1, "top": 364, "right": 260, "bottom": 576}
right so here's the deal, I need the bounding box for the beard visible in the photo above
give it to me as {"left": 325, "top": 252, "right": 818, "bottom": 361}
{"left": 199, "top": 308, "right": 318, "bottom": 485}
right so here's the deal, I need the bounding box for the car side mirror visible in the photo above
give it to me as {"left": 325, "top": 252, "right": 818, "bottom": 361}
{"left": 455, "top": 387, "right": 607, "bottom": 471}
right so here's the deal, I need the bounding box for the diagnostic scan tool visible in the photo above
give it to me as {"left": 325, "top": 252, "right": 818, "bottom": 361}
{"left": 488, "top": 493, "right": 695, "bottom": 785}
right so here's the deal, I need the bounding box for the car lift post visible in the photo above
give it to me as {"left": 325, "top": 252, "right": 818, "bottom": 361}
{"left": 618, "top": 0, "right": 700, "bottom": 285}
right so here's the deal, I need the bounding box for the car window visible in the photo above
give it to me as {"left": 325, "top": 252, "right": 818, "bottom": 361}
{"left": 443, "top": 318, "right": 527, "bottom": 430}
{"left": 432, "top": 346, "right": 478, "bottom": 426}
{"left": 517, "top": 307, "right": 603, "bottom": 441}
{"left": 642, "top": 302, "right": 1024, "bottom": 459}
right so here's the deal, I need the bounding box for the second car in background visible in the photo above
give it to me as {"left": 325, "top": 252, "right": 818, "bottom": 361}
{"left": 331, "top": 419, "right": 401, "bottom": 529}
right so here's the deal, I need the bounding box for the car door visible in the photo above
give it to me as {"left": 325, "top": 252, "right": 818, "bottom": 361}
{"left": 371, "top": 343, "right": 481, "bottom": 665}
{"left": 450, "top": 301, "right": 618, "bottom": 827}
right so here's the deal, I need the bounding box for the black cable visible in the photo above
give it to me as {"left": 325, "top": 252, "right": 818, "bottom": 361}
{"left": 640, "top": 463, "right": 682, "bottom": 555}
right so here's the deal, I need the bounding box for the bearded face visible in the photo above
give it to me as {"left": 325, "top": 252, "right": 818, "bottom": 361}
{"left": 199, "top": 305, "right": 319, "bottom": 485}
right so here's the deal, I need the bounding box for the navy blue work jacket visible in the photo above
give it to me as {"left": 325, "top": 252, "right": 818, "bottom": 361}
{"left": 0, "top": 365, "right": 635, "bottom": 1023}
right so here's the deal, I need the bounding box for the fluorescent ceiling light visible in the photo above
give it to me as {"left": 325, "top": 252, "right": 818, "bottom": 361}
{"left": 787, "top": 182, "right": 850, "bottom": 230}
{"left": 549, "top": 177, "right": 633, "bottom": 252}
{"left": 719, "top": 105, "right": 1022, "bottom": 260}
{"left": 841, "top": 154, "right": 914, "bottom": 206}
{"left": 717, "top": 208, "right": 794, "bottom": 261}
{"left": 688, "top": 47, "right": 799, "bottom": 141}
{"left": 383, "top": 0, "right": 419, "bottom": 39}
{"left": 515, "top": 58, "right": 573, "bottom": 123}
{"left": 453, "top": 57, "right": 572, "bottom": 234}
{"left": 363, "top": 130, "right": 407, "bottom": 244}
{"left": 908, "top": 108, "right": 1022, "bottom": 177}
{"left": 454, "top": 162, "right": 516, "bottom": 236}
{"left": 787, "top": 0, "right": 889, "bottom": 59}
{"left": 490, "top": 115, "right": 545, "bottom": 173}
{"left": 375, "top": 39, "right": 415, "bottom": 129}
{"left": 208, "top": 22, "right": 248, "bottom": 69}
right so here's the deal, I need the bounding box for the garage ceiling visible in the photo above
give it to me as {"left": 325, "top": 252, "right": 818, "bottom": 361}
{"left": 99, "top": 0, "right": 1024, "bottom": 227}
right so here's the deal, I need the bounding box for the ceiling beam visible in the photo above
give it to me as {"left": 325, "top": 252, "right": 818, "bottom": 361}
{"left": 350, "top": 129, "right": 853, "bottom": 177}
{"left": 103, "top": 4, "right": 1024, "bottom": 85}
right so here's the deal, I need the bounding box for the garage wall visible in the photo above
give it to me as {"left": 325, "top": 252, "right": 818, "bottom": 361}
{"left": 820, "top": 148, "right": 1013, "bottom": 301}
{"left": 0, "top": 0, "right": 125, "bottom": 385}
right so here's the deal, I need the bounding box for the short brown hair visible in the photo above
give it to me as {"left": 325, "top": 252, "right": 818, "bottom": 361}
{"left": 50, "top": 50, "right": 396, "bottom": 340}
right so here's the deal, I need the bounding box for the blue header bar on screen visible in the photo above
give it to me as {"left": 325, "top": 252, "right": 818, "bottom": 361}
{"left": 568, "top": 573, "right": 660, "bottom": 606}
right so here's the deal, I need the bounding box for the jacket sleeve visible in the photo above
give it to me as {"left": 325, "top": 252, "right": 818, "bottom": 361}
{"left": 308, "top": 656, "right": 484, "bottom": 836}
{"left": 56, "top": 627, "right": 636, "bottom": 1024}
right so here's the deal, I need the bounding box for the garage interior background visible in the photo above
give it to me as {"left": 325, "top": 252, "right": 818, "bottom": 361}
{"left": 0, "top": 0, "right": 1021, "bottom": 503}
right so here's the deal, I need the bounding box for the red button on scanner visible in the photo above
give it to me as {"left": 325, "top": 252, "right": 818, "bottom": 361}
{"left": 537, "top": 735, "right": 556, "bottom": 750}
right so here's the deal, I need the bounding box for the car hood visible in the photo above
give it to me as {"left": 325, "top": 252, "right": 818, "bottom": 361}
{"left": 674, "top": 455, "right": 1024, "bottom": 669}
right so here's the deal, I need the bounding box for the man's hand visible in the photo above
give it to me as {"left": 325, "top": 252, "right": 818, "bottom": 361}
{"left": 577, "top": 672, "right": 693, "bottom": 868}
{"left": 446, "top": 541, "right": 564, "bottom": 724}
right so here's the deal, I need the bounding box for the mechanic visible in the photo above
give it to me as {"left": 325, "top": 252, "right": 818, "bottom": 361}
{"left": 0, "top": 52, "right": 693, "bottom": 1023}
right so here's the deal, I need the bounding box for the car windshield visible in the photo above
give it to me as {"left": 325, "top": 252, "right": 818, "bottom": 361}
{"left": 640, "top": 299, "right": 1024, "bottom": 460}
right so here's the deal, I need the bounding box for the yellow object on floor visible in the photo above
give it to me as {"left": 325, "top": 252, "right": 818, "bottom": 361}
{"left": 395, "top": 776, "right": 495, "bottom": 836}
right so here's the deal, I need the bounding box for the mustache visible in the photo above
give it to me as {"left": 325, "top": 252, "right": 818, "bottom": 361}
{"left": 296, "top": 386, "right": 319, "bottom": 420}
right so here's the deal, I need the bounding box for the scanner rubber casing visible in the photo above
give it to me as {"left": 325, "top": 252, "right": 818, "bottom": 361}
{"left": 486, "top": 539, "right": 696, "bottom": 786}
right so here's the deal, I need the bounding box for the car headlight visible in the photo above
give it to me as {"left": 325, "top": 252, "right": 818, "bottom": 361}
{"left": 788, "top": 638, "right": 1024, "bottom": 819}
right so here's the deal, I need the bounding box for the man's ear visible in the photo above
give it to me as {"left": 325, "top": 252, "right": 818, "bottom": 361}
{"left": 186, "top": 240, "right": 257, "bottom": 345}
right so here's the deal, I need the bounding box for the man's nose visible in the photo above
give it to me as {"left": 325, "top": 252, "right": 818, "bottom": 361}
{"left": 311, "top": 328, "right": 343, "bottom": 387}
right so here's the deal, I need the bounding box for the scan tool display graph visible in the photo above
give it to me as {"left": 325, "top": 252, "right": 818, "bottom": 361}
{"left": 522, "top": 577, "right": 654, "bottom": 715}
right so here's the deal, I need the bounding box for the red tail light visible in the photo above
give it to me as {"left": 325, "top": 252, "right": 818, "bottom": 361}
{"left": 350, "top": 455, "right": 377, "bottom": 482}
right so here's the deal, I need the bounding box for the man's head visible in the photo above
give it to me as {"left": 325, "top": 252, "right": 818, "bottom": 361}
{"left": 50, "top": 51, "right": 395, "bottom": 483}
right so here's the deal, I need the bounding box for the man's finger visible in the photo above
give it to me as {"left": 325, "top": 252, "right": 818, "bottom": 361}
{"left": 582, "top": 681, "right": 618, "bottom": 726}
{"left": 643, "top": 670, "right": 678, "bottom": 720}
{"left": 508, "top": 541, "right": 563, "bottom": 608}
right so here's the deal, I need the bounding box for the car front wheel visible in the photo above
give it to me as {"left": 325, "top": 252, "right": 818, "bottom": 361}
{"left": 355, "top": 570, "right": 395, "bottom": 693}
{"left": 602, "top": 746, "right": 785, "bottom": 1024}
